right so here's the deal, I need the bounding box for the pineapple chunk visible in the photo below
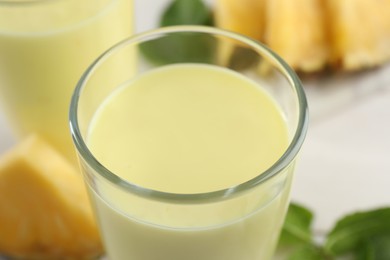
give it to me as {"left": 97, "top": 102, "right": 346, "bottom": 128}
{"left": 215, "top": 0, "right": 329, "bottom": 72}
{"left": 215, "top": 0, "right": 266, "bottom": 68}
{"left": 326, "top": 0, "right": 390, "bottom": 70}
{"left": 264, "top": 0, "right": 329, "bottom": 72}
{"left": 214, "top": 0, "right": 390, "bottom": 72}
{"left": 0, "top": 135, "right": 102, "bottom": 259}
{"left": 215, "top": 0, "right": 266, "bottom": 41}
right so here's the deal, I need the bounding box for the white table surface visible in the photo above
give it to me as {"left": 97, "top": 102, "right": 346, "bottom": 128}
{"left": 1, "top": 0, "right": 389, "bottom": 240}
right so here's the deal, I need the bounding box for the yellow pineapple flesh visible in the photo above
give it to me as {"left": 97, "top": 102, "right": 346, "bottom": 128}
{"left": 326, "top": 0, "right": 390, "bottom": 70}
{"left": 214, "top": 0, "right": 267, "bottom": 67}
{"left": 215, "top": 0, "right": 390, "bottom": 72}
{"left": 264, "top": 0, "right": 329, "bottom": 72}
{"left": 215, "top": 0, "right": 266, "bottom": 41}
{"left": 0, "top": 135, "right": 103, "bottom": 259}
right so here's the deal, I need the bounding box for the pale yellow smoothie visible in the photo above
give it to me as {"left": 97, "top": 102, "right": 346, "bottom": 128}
{"left": 0, "top": 0, "right": 133, "bottom": 162}
{"left": 87, "top": 64, "right": 293, "bottom": 260}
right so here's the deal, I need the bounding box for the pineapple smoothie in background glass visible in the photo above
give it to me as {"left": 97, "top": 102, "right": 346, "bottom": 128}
{"left": 70, "top": 26, "right": 308, "bottom": 260}
{"left": 0, "top": 0, "right": 133, "bottom": 163}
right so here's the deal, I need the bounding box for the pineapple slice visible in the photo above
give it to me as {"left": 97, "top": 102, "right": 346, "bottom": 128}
{"left": 0, "top": 135, "right": 102, "bottom": 259}
{"left": 326, "top": 0, "right": 390, "bottom": 70}
{"left": 264, "top": 0, "right": 329, "bottom": 72}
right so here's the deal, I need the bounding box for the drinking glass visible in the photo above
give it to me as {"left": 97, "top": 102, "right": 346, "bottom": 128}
{"left": 0, "top": 0, "right": 133, "bottom": 162}
{"left": 70, "top": 26, "right": 308, "bottom": 260}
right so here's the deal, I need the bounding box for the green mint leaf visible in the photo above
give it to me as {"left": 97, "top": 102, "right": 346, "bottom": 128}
{"left": 274, "top": 245, "right": 328, "bottom": 260}
{"left": 223, "top": 46, "right": 260, "bottom": 70}
{"left": 355, "top": 234, "right": 390, "bottom": 260}
{"left": 324, "top": 208, "right": 390, "bottom": 257}
{"left": 275, "top": 203, "right": 330, "bottom": 260}
{"left": 287, "top": 245, "right": 326, "bottom": 260}
{"left": 278, "top": 202, "right": 314, "bottom": 247}
{"left": 160, "top": 0, "right": 213, "bottom": 26}
{"left": 139, "top": 33, "right": 216, "bottom": 65}
{"left": 140, "top": 0, "right": 214, "bottom": 65}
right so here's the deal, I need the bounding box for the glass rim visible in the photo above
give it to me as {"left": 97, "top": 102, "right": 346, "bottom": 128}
{"left": 69, "top": 25, "right": 309, "bottom": 204}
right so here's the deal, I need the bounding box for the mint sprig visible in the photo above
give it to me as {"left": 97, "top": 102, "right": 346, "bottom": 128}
{"left": 277, "top": 204, "right": 390, "bottom": 260}
{"left": 325, "top": 208, "right": 390, "bottom": 259}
